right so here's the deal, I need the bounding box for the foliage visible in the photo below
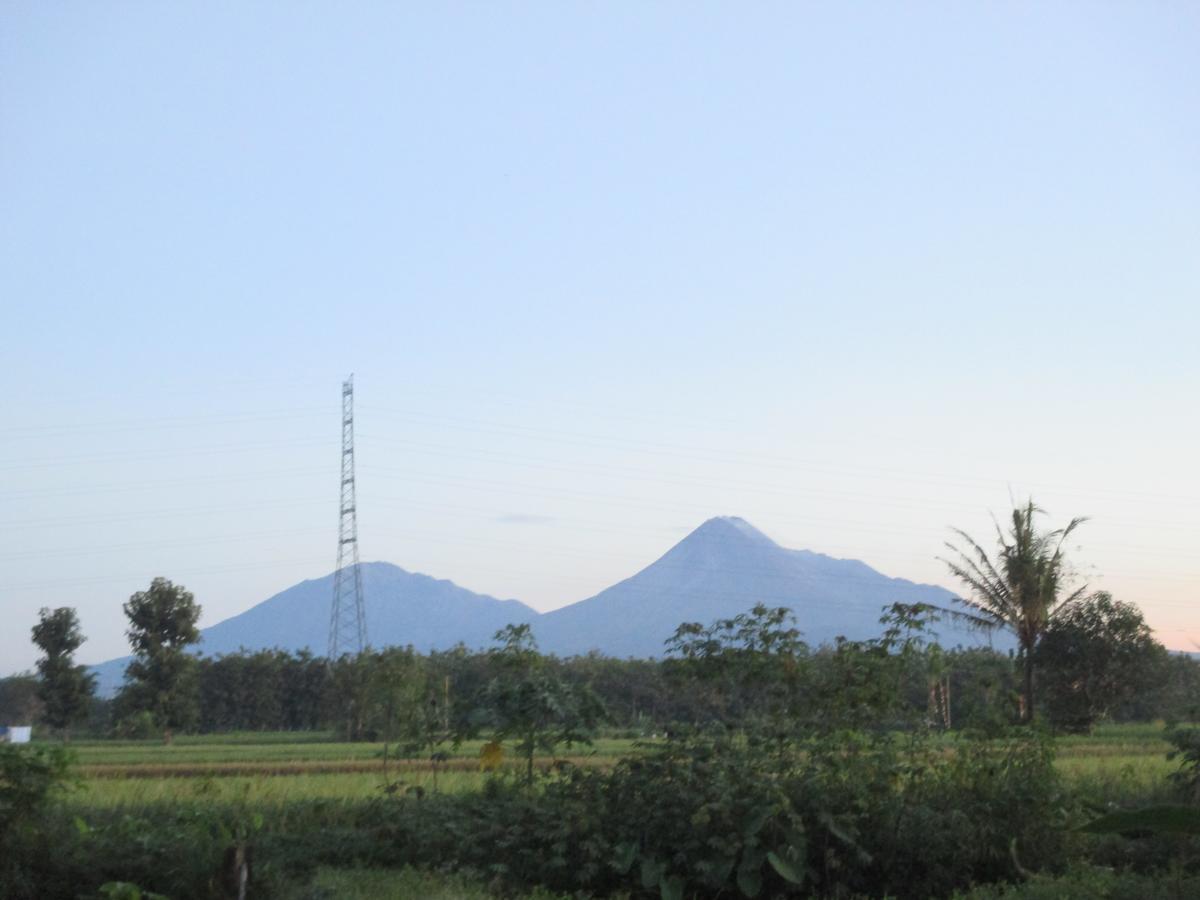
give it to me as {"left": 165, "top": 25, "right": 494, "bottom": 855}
{"left": 1127, "top": 654, "right": 1200, "bottom": 725}
{"left": 1081, "top": 805, "right": 1200, "bottom": 836}
{"left": 15, "top": 597, "right": 1197, "bottom": 899}
{"left": 349, "top": 647, "right": 459, "bottom": 792}
{"left": 93, "top": 634, "right": 1199, "bottom": 739}
{"left": 199, "top": 649, "right": 327, "bottom": 734}
{"left": 1036, "top": 593, "right": 1168, "bottom": 733}
{"left": 466, "top": 625, "right": 605, "bottom": 785}
{"left": 665, "top": 603, "right": 807, "bottom": 736}
{"left": 0, "top": 744, "right": 74, "bottom": 898}
{"left": 114, "top": 710, "right": 160, "bottom": 740}
{"left": 0, "top": 674, "right": 42, "bottom": 725}
{"left": 0, "top": 744, "right": 74, "bottom": 832}
{"left": 952, "top": 865, "right": 1200, "bottom": 899}
{"left": 98, "top": 883, "right": 169, "bottom": 900}
{"left": 343, "top": 604, "right": 1061, "bottom": 900}
{"left": 5, "top": 803, "right": 283, "bottom": 900}
{"left": 31, "top": 607, "right": 96, "bottom": 738}
{"left": 943, "top": 647, "right": 1019, "bottom": 732}
{"left": 942, "top": 500, "right": 1088, "bottom": 723}
{"left": 303, "top": 866, "right": 570, "bottom": 899}
{"left": 8, "top": 720, "right": 1197, "bottom": 898}
{"left": 327, "top": 651, "right": 373, "bottom": 742}
{"left": 118, "top": 578, "right": 202, "bottom": 737}
{"left": 349, "top": 701, "right": 1064, "bottom": 898}
{"left": 1166, "top": 726, "right": 1200, "bottom": 803}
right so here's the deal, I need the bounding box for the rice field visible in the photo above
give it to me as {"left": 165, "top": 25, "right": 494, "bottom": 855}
{"left": 59, "top": 734, "right": 634, "bottom": 809}
{"left": 53, "top": 723, "right": 1187, "bottom": 811}
{"left": 66, "top": 734, "right": 636, "bottom": 768}
{"left": 72, "top": 769, "right": 487, "bottom": 807}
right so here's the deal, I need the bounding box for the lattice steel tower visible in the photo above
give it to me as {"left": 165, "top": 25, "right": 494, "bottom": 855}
{"left": 328, "top": 375, "right": 367, "bottom": 658}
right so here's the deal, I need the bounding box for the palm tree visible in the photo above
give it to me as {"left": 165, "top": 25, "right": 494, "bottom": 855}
{"left": 941, "top": 501, "right": 1088, "bottom": 723}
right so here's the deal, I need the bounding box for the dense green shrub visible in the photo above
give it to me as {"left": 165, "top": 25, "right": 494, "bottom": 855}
{"left": 1167, "top": 726, "right": 1200, "bottom": 803}
{"left": 1035, "top": 593, "right": 1168, "bottom": 733}
{"left": 0, "top": 744, "right": 74, "bottom": 899}
{"left": 257, "top": 728, "right": 1064, "bottom": 899}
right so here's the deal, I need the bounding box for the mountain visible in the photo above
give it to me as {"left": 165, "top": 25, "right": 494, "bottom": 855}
{"left": 91, "top": 517, "right": 998, "bottom": 696}
{"left": 530, "top": 516, "right": 991, "bottom": 657}
{"left": 195, "top": 562, "right": 537, "bottom": 657}
{"left": 91, "top": 562, "right": 538, "bottom": 696}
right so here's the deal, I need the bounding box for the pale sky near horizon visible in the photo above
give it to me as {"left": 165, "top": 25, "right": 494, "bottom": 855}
{"left": 2, "top": 2, "right": 1198, "bottom": 674}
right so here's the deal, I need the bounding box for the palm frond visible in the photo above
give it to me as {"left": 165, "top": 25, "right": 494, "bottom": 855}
{"left": 941, "top": 500, "right": 1088, "bottom": 652}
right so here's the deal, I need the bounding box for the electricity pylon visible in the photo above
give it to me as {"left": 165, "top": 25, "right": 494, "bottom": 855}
{"left": 328, "top": 375, "right": 367, "bottom": 659}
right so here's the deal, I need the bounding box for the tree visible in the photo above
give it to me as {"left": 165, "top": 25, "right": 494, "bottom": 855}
{"left": 469, "top": 624, "right": 604, "bottom": 786}
{"left": 1035, "top": 592, "right": 1168, "bottom": 732}
{"left": 30, "top": 607, "right": 95, "bottom": 740}
{"left": 119, "top": 578, "right": 201, "bottom": 741}
{"left": 941, "top": 500, "right": 1087, "bottom": 723}
{"left": 327, "top": 652, "right": 373, "bottom": 741}
{"left": 665, "top": 604, "right": 808, "bottom": 734}
{"left": 0, "top": 675, "right": 42, "bottom": 727}
{"left": 356, "top": 648, "right": 455, "bottom": 791}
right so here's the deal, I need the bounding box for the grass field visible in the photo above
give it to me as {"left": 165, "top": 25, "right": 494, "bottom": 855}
{"left": 67, "top": 734, "right": 634, "bottom": 768}
{"left": 54, "top": 734, "right": 634, "bottom": 808}
{"left": 46, "top": 723, "right": 1188, "bottom": 810}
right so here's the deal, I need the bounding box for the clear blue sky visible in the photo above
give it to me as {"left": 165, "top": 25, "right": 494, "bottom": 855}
{"left": 2, "top": 2, "right": 1197, "bottom": 673}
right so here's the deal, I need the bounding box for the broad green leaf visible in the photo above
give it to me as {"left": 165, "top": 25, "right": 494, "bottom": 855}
{"left": 785, "top": 828, "right": 807, "bottom": 865}
{"left": 641, "top": 857, "right": 665, "bottom": 889}
{"left": 611, "top": 841, "right": 638, "bottom": 874}
{"left": 660, "top": 874, "right": 685, "bottom": 900}
{"left": 741, "top": 804, "right": 774, "bottom": 838}
{"left": 819, "top": 811, "right": 855, "bottom": 846}
{"left": 767, "top": 850, "right": 806, "bottom": 886}
{"left": 701, "top": 854, "right": 735, "bottom": 886}
{"left": 737, "top": 849, "right": 764, "bottom": 897}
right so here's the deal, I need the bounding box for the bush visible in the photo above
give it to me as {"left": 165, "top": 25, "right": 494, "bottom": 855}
{"left": 265, "top": 728, "right": 1065, "bottom": 899}
{"left": 0, "top": 744, "right": 74, "bottom": 899}
{"left": 1167, "top": 727, "right": 1200, "bottom": 803}
{"left": 113, "top": 710, "right": 159, "bottom": 740}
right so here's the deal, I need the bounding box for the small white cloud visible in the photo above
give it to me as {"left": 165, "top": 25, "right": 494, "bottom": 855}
{"left": 495, "top": 514, "right": 556, "bottom": 526}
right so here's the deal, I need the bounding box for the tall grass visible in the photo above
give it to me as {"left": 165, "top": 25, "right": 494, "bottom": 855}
{"left": 309, "top": 867, "right": 571, "bottom": 900}
{"left": 71, "top": 769, "right": 489, "bottom": 807}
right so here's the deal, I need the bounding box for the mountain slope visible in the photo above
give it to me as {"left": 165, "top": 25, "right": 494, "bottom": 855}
{"left": 91, "top": 562, "right": 537, "bottom": 695}
{"left": 91, "top": 518, "right": 998, "bottom": 696}
{"left": 529, "top": 517, "right": 990, "bottom": 657}
{"left": 196, "top": 561, "right": 536, "bottom": 656}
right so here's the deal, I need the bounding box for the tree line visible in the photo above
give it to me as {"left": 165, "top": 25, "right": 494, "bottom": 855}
{"left": 5, "top": 596, "right": 1195, "bottom": 741}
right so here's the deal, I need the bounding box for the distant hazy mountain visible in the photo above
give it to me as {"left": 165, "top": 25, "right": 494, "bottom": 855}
{"left": 530, "top": 516, "right": 990, "bottom": 657}
{"left": 91, "top": 517, "right": 998, "bottom": 696}
{"left": 196, "top": 562, "right": 537, "bottom": 657}
{"left": 91, "top": 562, "right": 538, "bottom": 696}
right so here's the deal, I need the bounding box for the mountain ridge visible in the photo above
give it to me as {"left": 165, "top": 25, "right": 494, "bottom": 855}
{"left": 90, "top": 516, "right": 991, "bottom": 695}
{"left": 529, "top": 516, "right": 977, "bottom": 657}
